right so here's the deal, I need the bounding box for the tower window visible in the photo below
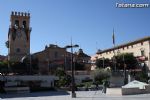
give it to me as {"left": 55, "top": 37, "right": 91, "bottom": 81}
{"left": 23, "top": 21, "right": 26, "bottom": 28}
{"left": 15, "top": 20, "right": 19, "bottom": 28}
{"left": 16, "top": 48, "right": 20, "bottom": 53}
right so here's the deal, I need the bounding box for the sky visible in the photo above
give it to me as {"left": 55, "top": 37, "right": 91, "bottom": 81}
{"left": 0, "top": 0, "right": 150, "bottom": 56}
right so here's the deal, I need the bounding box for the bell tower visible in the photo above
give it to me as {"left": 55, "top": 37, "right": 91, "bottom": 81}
{"left": 8, "top": 11, "right": 31, "bottom": 62}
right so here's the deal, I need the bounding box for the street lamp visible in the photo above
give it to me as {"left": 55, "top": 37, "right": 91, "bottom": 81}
{"left": 29, "top": 53, "right": 32, "bottom": 75}
{"left": 65, "top": 43, "right": 79, "bottom": 98}
{"left": 103, "top": 57, "right": 105, "bottom": 68}
{"left": 46, "top": 59, "right": 50, "bottom": 74}
{"left": 123, "top": 54, "right": 127, "bottom": 84}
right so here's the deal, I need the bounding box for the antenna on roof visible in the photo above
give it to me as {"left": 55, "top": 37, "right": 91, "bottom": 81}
{"left": 96, "top": 41, "right": 98, "bottom": 51}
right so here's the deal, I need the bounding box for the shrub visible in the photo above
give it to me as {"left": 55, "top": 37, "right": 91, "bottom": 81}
{"left": 92, "top": 68, "right": 111, "bottom": 84}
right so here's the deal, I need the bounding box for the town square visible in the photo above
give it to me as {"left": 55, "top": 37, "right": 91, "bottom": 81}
{"left": 0, "top": 0, "right": 150, "bottom": 100}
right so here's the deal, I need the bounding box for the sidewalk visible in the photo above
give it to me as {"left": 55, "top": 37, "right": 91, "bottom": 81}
{"left": 106, "top": 88, "right": 122, "bottom": 95}
{"left": 0, "top": 90, "right": 150, "bottom": 100}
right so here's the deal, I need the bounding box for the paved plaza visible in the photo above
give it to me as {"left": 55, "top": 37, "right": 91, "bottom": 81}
{"left": 0, "top": 90, "right": 150, "bottom": 100}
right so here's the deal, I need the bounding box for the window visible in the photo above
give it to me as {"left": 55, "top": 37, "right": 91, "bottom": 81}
{"left": 16, "top": 48, "right": 20, "bottom": 53}
{"left": 23, "top": 21, "right": 26, "bottom": 28}
{"left": 54, "top": 52, "right": 58, "bottom": 58}
{"left": 117, "top": 50, "right": 120, "bottom": 54}
{"left": 15, "top": 20, "right": 19, "bottom": 27}
{"left": 127, "top": 46, "right": 129, "bottom": 49}
{"left": 141, "top": 42, "right": 143, "bottom": 45}
{"left": 141, "top": 50, "right": 145, "bottom": 56}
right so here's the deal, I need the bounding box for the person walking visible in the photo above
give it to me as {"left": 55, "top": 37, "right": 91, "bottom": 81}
{"left": 102, "top": 80, "right": 109, "bottom": 93}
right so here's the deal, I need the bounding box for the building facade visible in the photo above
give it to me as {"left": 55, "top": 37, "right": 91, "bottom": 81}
{"left": 32, "top": 44, "right": 69, "bottom": 74}
{"left": 92, "top": 36, "right": 150, "bottom": 70}
{"left": 75, "top": 49, "right": 91, "bottom": 71}
{"left": 32, "top": 45, "right": 91, "bottom": 75}
{"left": 8, "top": 11, "right": 31, "bottom": 62}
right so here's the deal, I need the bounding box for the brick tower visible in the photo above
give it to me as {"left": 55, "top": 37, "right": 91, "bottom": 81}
{"left": 8, "top": 11, "right": 31, "bottom": 62}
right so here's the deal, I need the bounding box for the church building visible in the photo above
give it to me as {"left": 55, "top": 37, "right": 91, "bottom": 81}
{"left": 8, "top": 11, "right": 31, "bottom": 62}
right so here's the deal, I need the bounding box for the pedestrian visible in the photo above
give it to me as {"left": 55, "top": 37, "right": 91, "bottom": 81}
{"left": 102, "top": 80, "right": 109, "bottom": 93}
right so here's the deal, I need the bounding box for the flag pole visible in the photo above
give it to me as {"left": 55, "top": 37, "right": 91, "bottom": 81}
{"left": 113, "top": 28, "right": 116, "bottom": 71}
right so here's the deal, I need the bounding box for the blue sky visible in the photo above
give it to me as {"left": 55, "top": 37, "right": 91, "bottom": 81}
{"left": 0, "top": 0, "right": 150, "bottom": 56}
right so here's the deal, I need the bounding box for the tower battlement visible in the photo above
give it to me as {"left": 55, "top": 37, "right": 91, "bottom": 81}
{"left": 11, "top": 11, "right": 30, "bottom": 17}
{"left": 10, "top": 11, "right": 30, "bottom": 28}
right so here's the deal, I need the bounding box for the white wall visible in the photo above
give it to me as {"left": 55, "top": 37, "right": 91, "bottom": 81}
{"left": 0, "top": 75, "right": 58, "bottom": 87}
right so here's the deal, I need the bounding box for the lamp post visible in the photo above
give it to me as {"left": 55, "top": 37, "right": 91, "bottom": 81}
{"left": 123, "top": 54, "right": 127, "bottom": 84}
{"left": 46, "top": 59, "right": 50, "bottom": 74}
{"left": 29, "top": 53, "right": 32, "bottom": 75}
{"left": 103, "top": 57, "right": 105, "bottom": 68}
{"left": 65, "top": 43, "right": 79, "bottom": 98}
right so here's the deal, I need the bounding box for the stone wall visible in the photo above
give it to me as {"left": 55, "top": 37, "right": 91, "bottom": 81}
{"left": 122, "top": 85, "right": 150, "bottom": 95}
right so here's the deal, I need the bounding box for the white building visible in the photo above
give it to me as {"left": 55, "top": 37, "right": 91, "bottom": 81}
{"left": 92, "top": 36, "right": 150, "bottom": 70}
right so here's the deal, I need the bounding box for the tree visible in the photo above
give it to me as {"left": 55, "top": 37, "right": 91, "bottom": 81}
{"left": 55, "top": 68, "right": 71, "bottom": 87}
{"left": 112, "top": 53, "right": 138, "bottom": 70}
{"left": 55, "top": 68, "right": 66, "bottom": 77}
{"left": 95, "top": 58, "right": 111, "bottom": 68}
{"left": 134, "top": 63, "right": 149, "bottom": 82}
{"left": 10, "top": 61, "right": 27, "bottom": 74}
{"left": 0, "top": 61, "right": 8, "bottom": 75}
{"left": 92, "top": 68, "right": 111, "bottom": 84}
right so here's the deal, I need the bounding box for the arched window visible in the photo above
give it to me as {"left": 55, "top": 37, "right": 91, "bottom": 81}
{"left": 140, "top": 48, "right": 145, "bottom": 56}
{"left": 15, "top": 20, "right": 19, "bottom": 28}
{"left": 23, "top": 21, "right": 26, "bottom": 28}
